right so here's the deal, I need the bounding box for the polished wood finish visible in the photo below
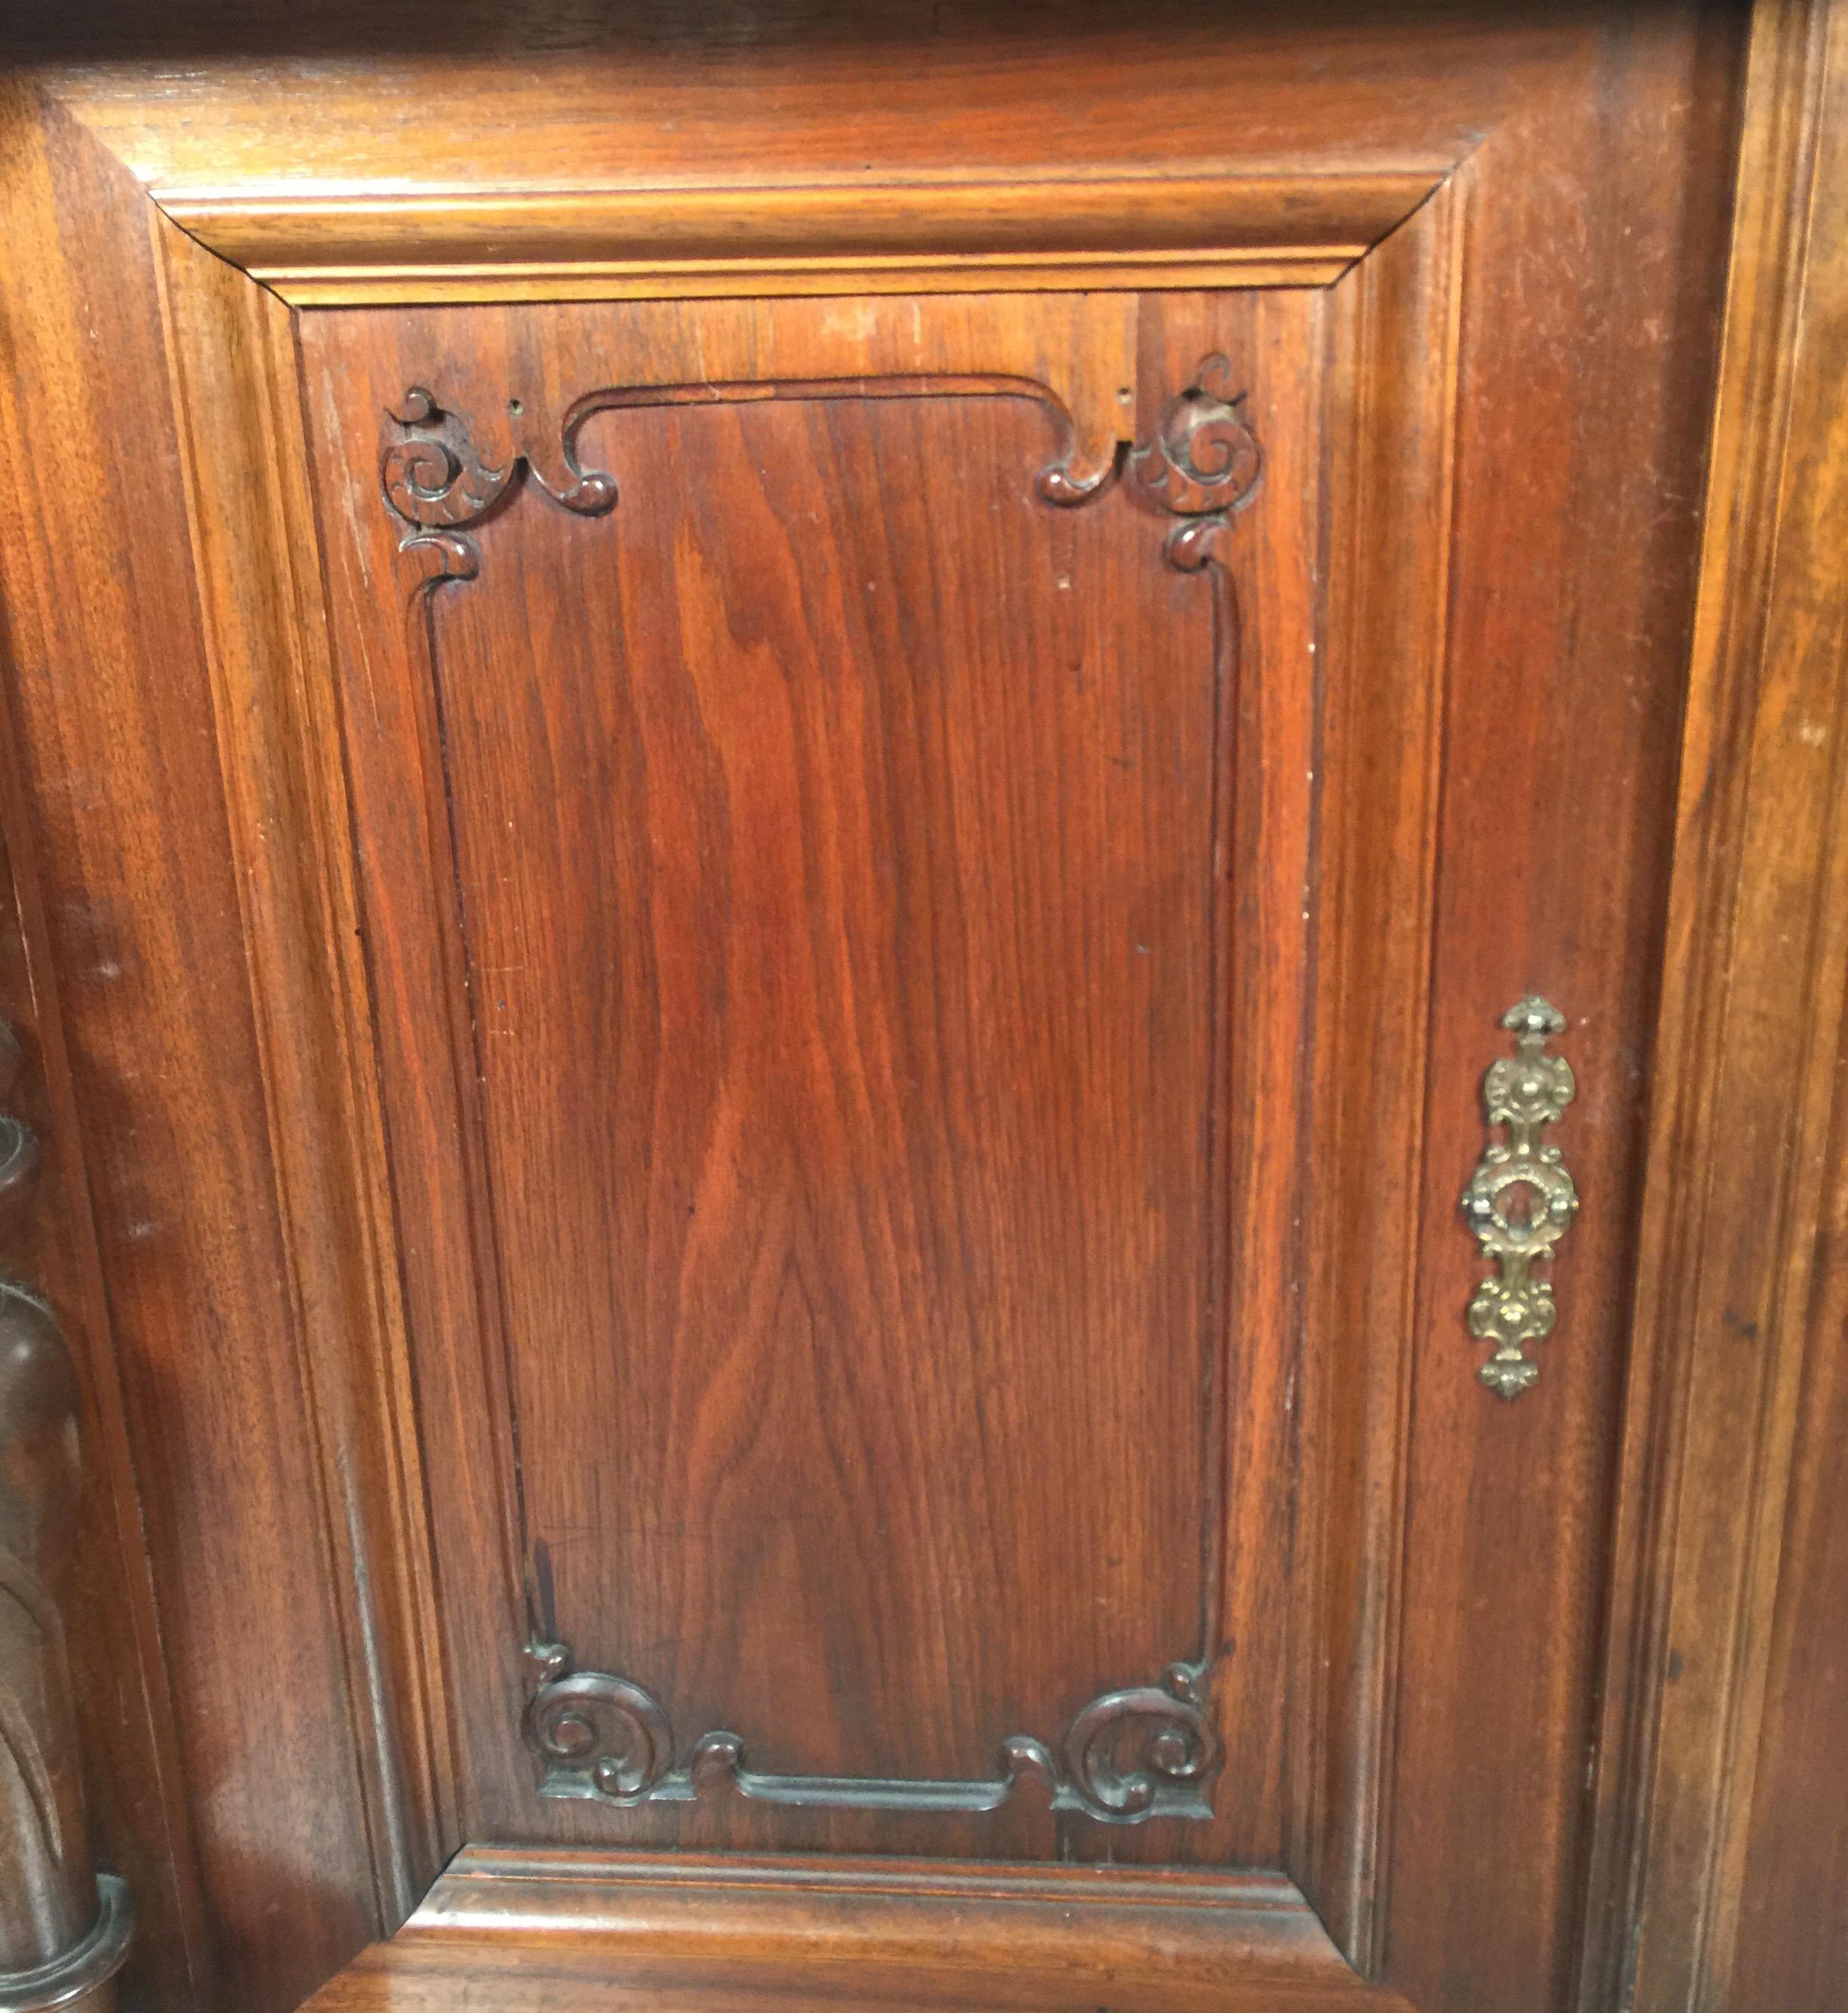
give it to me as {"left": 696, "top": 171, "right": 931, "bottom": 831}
{"left": 297, "top": 289, "right": 1315, "bottom": 1873}
{"left": 152, "top": 206, "right": 452, "bottom": 1926}
{"left": 1584, "top": 3, "right": 1848, "bottom": 2008}
{"left": 159, "top": 172, "right": 1434, "bottom": 304}
{"left": 299, "top": 1848, "right": 1417, "bottom": 2013}
{"left": 0, "top": 1017, "right": 131, "bottom": 2013}
{"left": 12, "top": 6, "right": 1845, "bottom": 2013}
{"left": 0, "top": 79, "right": 391, "bottom": 2012}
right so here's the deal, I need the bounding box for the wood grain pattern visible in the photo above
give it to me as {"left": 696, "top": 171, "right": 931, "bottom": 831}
{"left": 34, "top": 5, "right": 1572, "bottom": 208}
{"left": 151, "top": 205, "right": 452, "bottom": 1925}
{"left": 1585, "top": 4, "right": 1848, "bottom": 2010}
{"left": 1376, "top": 15, "right": 1743, "bottom": 2011}
{"left": 299, "top": 291, "right": 1318, "bottom": 1871}
{"left": 1730, "top": 1003, "right": 1848, "bottom": 2006}
{"left": 1299, "top": 174, "right": 1466, "bottom": 1974}
{"left": 0, "top": 1013, "right": 134, "bottom": 2012}
{"left": 0, "top": 655, "right": 202, "bottom": 2013}
{"left": 297, "top": 1847, "right": 1418, "bottom": 2013}
{"left": 0, "top": 76, "right": 390, "bottom": 2013}
{"left": 158, "top": 172, "right": 1436, "bottom": 305}
{"left": 0, "top": 8, "right": 1774, "bottom": 2010}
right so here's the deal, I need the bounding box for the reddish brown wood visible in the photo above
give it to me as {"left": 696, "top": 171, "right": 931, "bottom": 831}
{"left": 1585, "top": 6, "right": 1848, "bottom": 2010}
{"left": 152, "top": 202, "right": 453, "bottom": 1926}
{"left": 0, "top": 1017, "right": 134, "bottom": 2013}
{"left": 298, "top": 1848, "right": 1417, "bottom": 2013}
{"left": 0, "top": 9, "right": 1773, "bottom": 2012}
{"left": 297, "top": 291, "right": 1319, "bottom": 1873}
{"left": 1301, "top": 174, "right": 1465, "bottom": 1971}
{"left": 0, "top": 78, "right": 395, "bottom": 2013}
{"left": 1372, "top": 15, "right": 1744, "bottom": 2012}
{"left": 1730, "top": 1019, "right": 1848, "bottom": 2005}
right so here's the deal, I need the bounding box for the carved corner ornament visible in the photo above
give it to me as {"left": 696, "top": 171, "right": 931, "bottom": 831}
{"left": 381, "top": 385, "right": 619, "bottom": 584}
{"left": 1461, "top": 997, "right": 1581, "bottom": 1399}
{"left": 0, "top": 1024, "right": 134, "bottom": 2013}
{"left": 382, "top": 360, "right": 1261, "bottom": 587}
{"left": 1128, "top": 353, "right": 1264, "bottom": 569}
{"left": 524, "top": 1639, "right": 1219, "bottom": 1826}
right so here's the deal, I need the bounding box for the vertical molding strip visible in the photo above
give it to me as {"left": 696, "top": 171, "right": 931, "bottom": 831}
{"left": 1299, "top": 174, "right": 1468, "bottom": 1975}
{"left": 149, "top": 213, "right": 454, "bottom": 1924}
{"left": 1582, "top": 2, "right": 1848, "bottom": 2007}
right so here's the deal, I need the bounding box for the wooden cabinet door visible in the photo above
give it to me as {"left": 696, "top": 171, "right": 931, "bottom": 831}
{"left": 8, "top": 7, "right": 1840, "bottom": 2013}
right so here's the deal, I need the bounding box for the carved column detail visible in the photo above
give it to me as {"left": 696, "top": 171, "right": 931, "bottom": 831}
{"left": 0, "top": 1022, "right": 133, "bottom": 2013}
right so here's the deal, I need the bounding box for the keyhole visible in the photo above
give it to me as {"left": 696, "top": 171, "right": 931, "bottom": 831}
{"left": 1498, "top": 1179, "right": 1542, "bottom": 1232}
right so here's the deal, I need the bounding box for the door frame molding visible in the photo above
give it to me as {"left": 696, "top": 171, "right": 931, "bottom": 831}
{"left": 1581, "top": 2, "right": 1848, "bottom": 2008}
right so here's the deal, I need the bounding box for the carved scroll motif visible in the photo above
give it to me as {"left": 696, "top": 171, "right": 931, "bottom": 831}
{"left": 1129, "top": 353, "right": 1264, "bottom": 569}
{"left": 382, "top": 375, "right": 1120, "bottom": 586}
{"left": 381, "top": 386, "right": 619, "bottom": 583}
{"left": 0, "top": 1023, "right": 133, "bottom": 2012}
{"left": 525, "top": 1641, "right": 1218, "bottom": 1826}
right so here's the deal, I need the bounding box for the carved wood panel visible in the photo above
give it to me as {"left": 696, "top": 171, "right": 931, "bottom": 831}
{"left": 299, "top": 290, "right": 1318, "bottom": 1870}
{"left": 0, "top": 9, "right": 1751, "bottom": 2011}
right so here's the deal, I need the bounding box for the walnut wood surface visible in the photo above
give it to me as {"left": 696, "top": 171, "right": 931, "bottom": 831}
{"left": 0, "top": 79, "right": 384, "bottom": 2013}
{"left": 297, "top": 1848, "right": 1417, "bottom": 2013}
{"left": 1585, "top": 3, "right": 1848, "bottom": 2009}
{"left": 0, "top": 8, "right": 1783, "bottom": 2013}
{"left": 157, "top": 173, "right": 1435, "bottom": 304}
{"left": 297, "top": 291, "right": 1317, "bottom": 1873}
{"left": 0, "top": 1029, "right": 103, "bottom": 1990}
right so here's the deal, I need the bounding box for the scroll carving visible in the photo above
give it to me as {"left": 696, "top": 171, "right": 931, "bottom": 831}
{"left": 382, "top": 386, "right": 619, "bottom": 583}
{"left": 0, "top": 1024, "right": 133, "bottom": 2012}
{"left": 1129, "top": 353, "right": 1264, "bottom": 569}
{"left": 525, "top": 1640, "right": 1218, "bottom": 1826}
{"left": 383, "top": 375, "right": 1121, "bottom": 585}
{"left": 1461, "top": 997, "right": 1582, "bottom": 1398}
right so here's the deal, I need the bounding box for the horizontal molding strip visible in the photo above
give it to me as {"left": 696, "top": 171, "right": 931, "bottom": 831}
{"left": 158, "top": 169, "right": 1442, "bottom": 304}
{"left": 325, "top": 1847, "right": 1420, "bottom": 2011}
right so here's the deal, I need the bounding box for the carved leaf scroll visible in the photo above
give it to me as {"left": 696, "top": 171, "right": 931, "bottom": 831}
{"left": 382, "top": 375, "right": 1120, "bottom": 585}
{"left": 381, "top": 386, "right": 619, "bottom": 583}
{"left": 524, "top": 1641, "right": 1219, "bottom": 1826}
{"left": 1129, "top": 353, "right": 1264, "bottom": 571}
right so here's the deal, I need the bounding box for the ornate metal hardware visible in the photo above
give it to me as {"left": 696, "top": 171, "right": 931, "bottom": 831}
{"left": 1461, "top": 997, "right": 1581, "bottom": 1400}
{"left": 524, "top": 1638, "right": 1218, "bottom": 1826}
{"left": 0, "top": 1021, "right": 134, "bottom": 2013}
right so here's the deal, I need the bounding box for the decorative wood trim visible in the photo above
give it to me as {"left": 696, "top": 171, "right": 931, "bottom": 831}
{"left": 300, "top": 1846, "right": 1419, "bottom": 2013}
{"left": 380, "top": 370, "right": 1122, "bottom": 587}
{"left": 158, "top": 171, "right": 1442, "bottom": 307}
{"left": 1297, "top": 174, "right": 1466, "bottom": 1975}
{"left": 524, "top": 1641, "right": 1218, "bottom": 1826}
{"left": 1579, "top": 1, "right": 1848, "bottom": 2007}
{"left": 149, "top": 205, "right": 454, "bottom": 1924}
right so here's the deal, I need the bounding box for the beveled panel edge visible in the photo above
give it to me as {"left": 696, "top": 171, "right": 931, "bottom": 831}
{"left": 1293, "top": 174, "right": 1468, "bottom": 1977}
{"left": 148, "top": 190, "right": 455, "bottom": 1922}
{"left": 371, "top": 336, "right": 1258, "bottom": 1837}
{"left": 154, "top": 170, "right": 1441, "bottom": 304}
